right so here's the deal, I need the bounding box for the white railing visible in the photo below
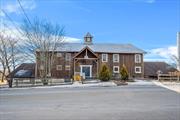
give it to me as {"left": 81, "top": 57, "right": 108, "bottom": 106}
{"left": 158, "top": 72, "right": 180, "bottom": 81}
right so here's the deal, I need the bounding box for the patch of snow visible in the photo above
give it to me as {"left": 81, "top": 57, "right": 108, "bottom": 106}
{"left": 0, "top": 81, "right": 116, "bottom": 90}
{"left": 153, "top": 81, "right": 180, "bottom": 93}
{"left": 128, "top": 79, "right": 154, "bottom": 85}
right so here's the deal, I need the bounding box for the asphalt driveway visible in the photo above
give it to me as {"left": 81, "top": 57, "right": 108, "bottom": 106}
{"left": 0, "top": 82, "right": 180, "bottom": 120}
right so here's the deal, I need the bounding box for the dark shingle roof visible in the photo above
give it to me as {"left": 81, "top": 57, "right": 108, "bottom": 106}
{"left": 7, "top": 63, "right": 35, "bottom": 78}
{"left": 144, "top": 62, "right": 177, "bottom": 77}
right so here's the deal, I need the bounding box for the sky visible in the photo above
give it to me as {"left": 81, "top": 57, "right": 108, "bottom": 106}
{"left": 0, "top": 0, "right": 180, "bottom": 63}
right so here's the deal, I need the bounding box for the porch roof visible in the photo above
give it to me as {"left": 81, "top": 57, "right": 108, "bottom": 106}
{"left": 55, "top": 43, "right": 146, "bottom": 54}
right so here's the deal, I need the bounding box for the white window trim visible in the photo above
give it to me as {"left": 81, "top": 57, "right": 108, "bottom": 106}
{"left": 56, "top": 65, "right": 62, "bottom": 71}
{"left": 66, "top": 53, "right": 71, "bottom": 61}
{"left": 40, "top": 65, "right": 44, "bottom": 70}
{"left": 102, "top": 54, "right": 108, "bottom": 62}
{"left": 135, "top": 54, "right": 141, "bottom": 63}
{"left": 135, "top": 66, "right": 142, "bottom": 73}
{"left": 113, "top": 54, "right": 119, "bottom": 62}
{"left": 113, "top": 66, "right": 119, "bottom": 73}
{"left": 65, "top": 65, "right": 71, "bottom": 71}
{"left": 57, "top": 53, "right": 62, "bottom": 57}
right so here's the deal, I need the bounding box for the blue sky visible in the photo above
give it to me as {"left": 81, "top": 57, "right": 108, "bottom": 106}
{"left": 0, "top": 0, "right": 180, "bottom": 62}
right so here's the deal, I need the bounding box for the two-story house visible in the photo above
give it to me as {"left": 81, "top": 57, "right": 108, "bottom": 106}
{"left": 36, "top": 33, "right": 146, "bottom": 79}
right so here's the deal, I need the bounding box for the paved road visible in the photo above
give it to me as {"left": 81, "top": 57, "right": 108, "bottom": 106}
{"left": 0, "top": 83, "right": 180, "bottom": 120}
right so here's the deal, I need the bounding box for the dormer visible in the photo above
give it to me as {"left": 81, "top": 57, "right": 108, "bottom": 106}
{"left": 84, "top": 32, "right": 93, "bottom": 45}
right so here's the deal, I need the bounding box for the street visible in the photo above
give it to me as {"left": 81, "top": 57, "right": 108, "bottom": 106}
{"left": 0, "top": 83, "right": 180, "bottom": 120}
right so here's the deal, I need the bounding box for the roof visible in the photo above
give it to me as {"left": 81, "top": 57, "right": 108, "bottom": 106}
{"left": 56, "top": 43, "right": 146, "bottom": 54}
{"left": 144, "top": 62, "right": 177, "bottom": 77}
{"left": 84, "top": 32, "right": 93, "bottom": 38}
{"left": 7, "top": 63, "right": 35, "bottom": 78}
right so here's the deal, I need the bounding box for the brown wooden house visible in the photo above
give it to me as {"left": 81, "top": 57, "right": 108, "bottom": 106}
{"left": 144, "top": 62, "right": 177, "bottom": 78}
{"left": 36, "top": 33, "right": 146, "bottom": 80}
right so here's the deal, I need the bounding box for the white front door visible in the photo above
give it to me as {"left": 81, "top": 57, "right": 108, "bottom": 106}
{"left": 80, "top": 65, "right": 92, "bottom": 79}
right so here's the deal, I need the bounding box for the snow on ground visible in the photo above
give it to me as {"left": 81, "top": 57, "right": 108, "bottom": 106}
{"left": 128, "top": 79, "right": 154, "bottom": 85}
{"left": 0, "top": 81, "right": 117, "bottom": 90}
{"left": 153, "top": 81, "right": 180, "bottom": 93}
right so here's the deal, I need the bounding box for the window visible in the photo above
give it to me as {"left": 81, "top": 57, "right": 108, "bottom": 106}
{"left": 87, "top": 37, "right": 91, "bottom": 42}
{"left": 40, "top": 65, "right": 44, "bottom": 70}
{"left": 113, "top": 66, "right": 119, "bottom": 73}
{"left": 135, "top": 66, "right": 141, "bottom": 73}
{"left": 57, "top": 53, "right": 62, "bottom": 57}
{"left": 56, "top": 65, "right": 62, "bottom": 71}
{"left": 135, "top": 54, "right": 141, "bottom": 63}
{"left": 65, "top": 65, "right": 70, "bottom": 70}
{"left": 102, "top": 54, "right": 108, "bottom": 62}
{"left": 66, "top": 53, "right": 71, "bottom": 61}
{"left": 113, "top": 54, "right": 119, "bottom": 62}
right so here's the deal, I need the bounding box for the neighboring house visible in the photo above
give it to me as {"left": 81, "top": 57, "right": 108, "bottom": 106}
{"left": 7, "top": 63, "right": 35, "bottom": 79}
{"left": 36, "top": 33, "right": 146, "bottom": 79}
{"left": 144, "top": 62, "right": 177, "bottom": 78}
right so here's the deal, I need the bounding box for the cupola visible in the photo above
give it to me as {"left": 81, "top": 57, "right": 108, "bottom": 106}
{"left": 84, "top": 32, "right": 93, "bottom": 45}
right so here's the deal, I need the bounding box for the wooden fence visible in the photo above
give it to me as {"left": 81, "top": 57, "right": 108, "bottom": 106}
{"left": 12, "top": 78, "right": 73, "bottom": 87}
{"left": 158, "top": 71, "right": 180, "bottom": 81}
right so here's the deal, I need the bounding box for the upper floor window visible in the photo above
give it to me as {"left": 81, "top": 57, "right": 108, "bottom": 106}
{"left": 135, "top": 66, "right": 142, "bottom": 73}
{"left": 113, "top": 54, "right": 119, "bottom": 62}
{"left": 56, "top": 65, "right": 62, "bottom": 71}
{"left": 135, "top": 54, "right": 141, "bottom": 63}
{"left": 66, "top": 53, "right": 71, "bottom": 61}
{"left": 40, "top": 65, "right": 44, "bottom": 70}
{"left": 57, "top": 53, "right": 62, "bottom": 57}
{"left": 102, "top": 54, "right": 108, "bottom": 62}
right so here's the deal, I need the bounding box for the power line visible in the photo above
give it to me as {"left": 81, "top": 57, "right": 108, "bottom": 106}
{"left": 17, "top": 0, "right": 33, "bottom": 27}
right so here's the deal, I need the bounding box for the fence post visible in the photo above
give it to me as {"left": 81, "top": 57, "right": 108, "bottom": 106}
{"left": 16, "top": 79, "right": 18, "bottom": 87}
{"left": 158, "top": 74, "right": 160, "bottom": 81}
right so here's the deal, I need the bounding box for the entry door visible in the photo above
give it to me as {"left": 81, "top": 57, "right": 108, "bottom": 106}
{"left": 81, "top": 65, "right": 92, "bottom": 79}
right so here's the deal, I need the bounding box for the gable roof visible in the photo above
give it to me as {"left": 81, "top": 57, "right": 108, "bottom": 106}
{"left": 73, "top": 46, "right": 98, "bottom": 59}
{"left": 55, "top": 43, "right": 146, "bottom": 54}
{"left": 144, "top": 62, "right": 177, "bottom": 77}
{"left": 7, "top": 63, "right": 35, "bottom": 78}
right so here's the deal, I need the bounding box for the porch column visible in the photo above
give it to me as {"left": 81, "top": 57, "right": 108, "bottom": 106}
{"left": 74, "top": 58, "right": 75, "bottom": 77}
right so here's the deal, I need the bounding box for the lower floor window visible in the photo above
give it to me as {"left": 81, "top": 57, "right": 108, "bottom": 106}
{"left": 113, "top": 66, "right": 119, "bottom": 73}
{"left": 135, "top": 66, "right": 141, "bottom": 73}
{"left": 65, "top": 65, "right": 71, "bottom": 70}
{"left": 56, "top": 65, "right": 62, "bottom": 71}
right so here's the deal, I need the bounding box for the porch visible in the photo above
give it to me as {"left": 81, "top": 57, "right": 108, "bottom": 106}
{"left": 73, "top": 46, "right": 99, "bottom": 80}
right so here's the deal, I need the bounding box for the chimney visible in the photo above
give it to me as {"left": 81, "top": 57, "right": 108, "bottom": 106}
{"left": 177, "top": 32, "right": 180, "bottom": 71}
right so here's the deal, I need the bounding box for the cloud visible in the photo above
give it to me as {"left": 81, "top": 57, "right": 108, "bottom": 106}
{"left": 145, "top": 45, "right": 177, "bottom": 62}
{"left": 151, "top": 46, "right": 177, "bottom": 57}
{"left": 64, "top": 37, "right": 81, "bottom": 43}
{"left": 1, "top": 0, "right": 36, "bottom": 16}
{"left": 0, "top": 21, "right": 81, "bottom": 44}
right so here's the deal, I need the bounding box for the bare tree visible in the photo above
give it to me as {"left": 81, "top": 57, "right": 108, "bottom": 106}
{"left": 0, "top": 31, "right": 23, "bottom": 87}
{"left": 20, "top": 17, "right": 65, "bottom": 85}
{"left": 171, "top": 55, "right": 179, "bottom": 69}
